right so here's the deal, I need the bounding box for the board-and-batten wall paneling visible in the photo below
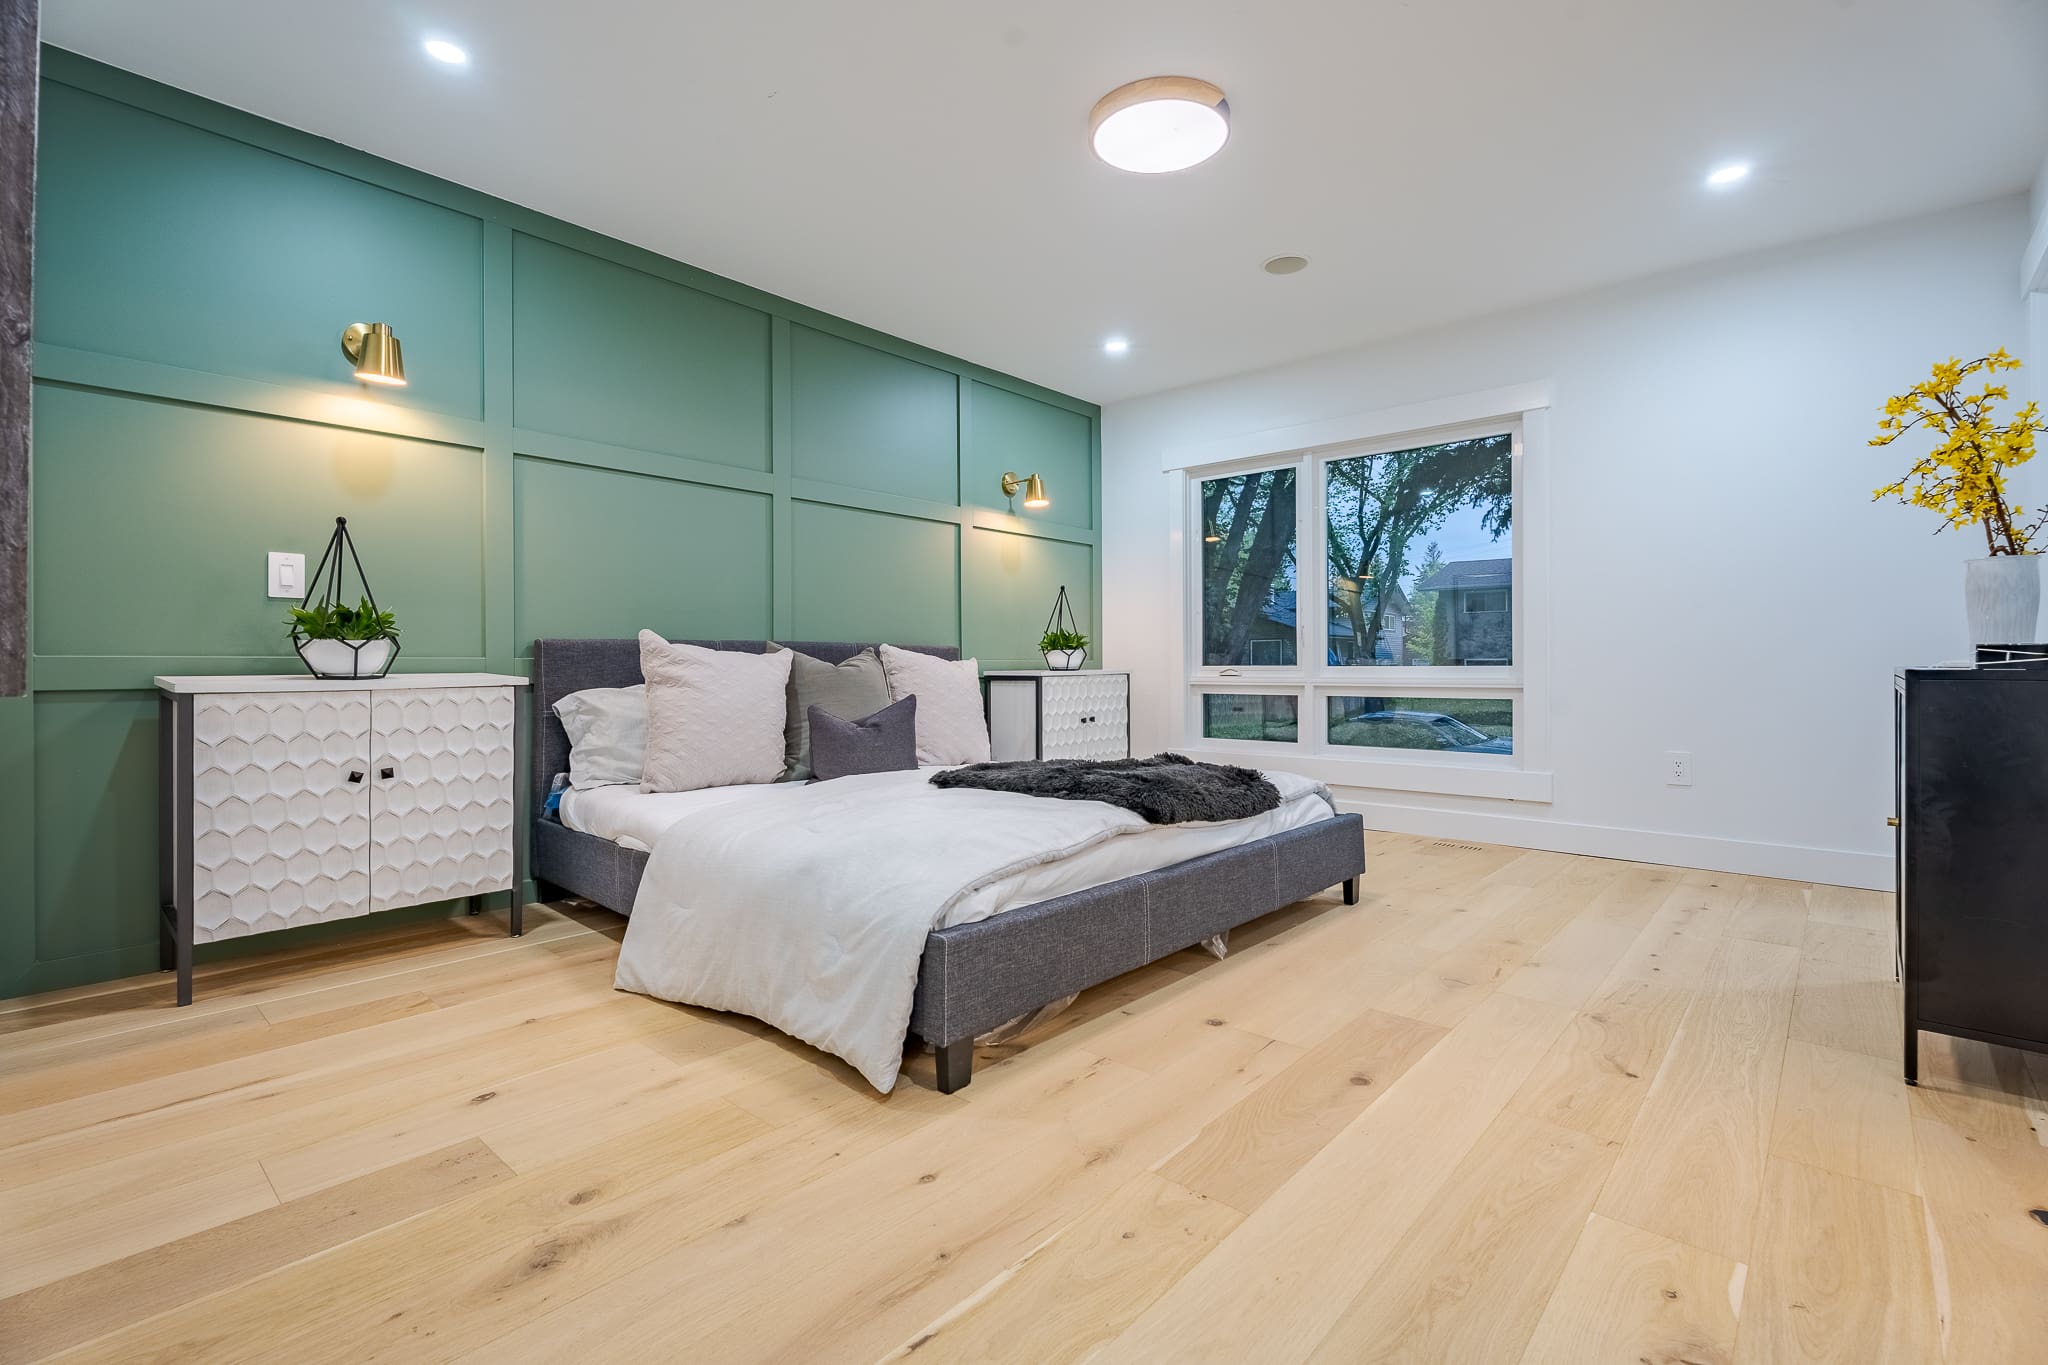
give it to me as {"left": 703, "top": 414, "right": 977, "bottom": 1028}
{"left": 6, "top": 50, "right": 1101, "bottom": 999}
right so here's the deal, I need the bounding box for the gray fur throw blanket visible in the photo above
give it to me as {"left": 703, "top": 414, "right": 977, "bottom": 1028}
{"left": 929, "top": 753, "right": 1281, "bottom": 824}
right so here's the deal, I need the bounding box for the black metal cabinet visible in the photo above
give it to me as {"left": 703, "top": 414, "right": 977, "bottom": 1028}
{"left": 1896, "top": 661, "right": 2048, "bottom": 1083}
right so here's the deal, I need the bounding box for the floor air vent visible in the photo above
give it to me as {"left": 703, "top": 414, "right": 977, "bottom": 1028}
{"left": 1430, "top": 840, "right": 1486, "bottom": 852}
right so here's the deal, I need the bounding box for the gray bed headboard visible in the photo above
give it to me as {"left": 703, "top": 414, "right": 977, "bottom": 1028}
{"left": 529, "top": 638, "right": 961, "bottom": 831}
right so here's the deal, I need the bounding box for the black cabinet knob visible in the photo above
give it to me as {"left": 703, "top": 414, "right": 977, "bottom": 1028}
{"left": 347, "top": 771, "right": 364, "bottom": 784}
{"left": 380, "top": 766, "right": 395, "bottom": 780}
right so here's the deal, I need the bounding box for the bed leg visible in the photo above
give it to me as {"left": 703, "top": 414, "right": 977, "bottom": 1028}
{"left": 1342, "top": 876, "right": 1359, "bottom": 906}
{"left": 935, "top": 1040, "right": 973, "bottom": 1094}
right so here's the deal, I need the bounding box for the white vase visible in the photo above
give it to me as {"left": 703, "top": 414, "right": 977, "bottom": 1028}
{"left": 1963, "top": 555, "right": 2041, "bottom": 645}
{"left": 1043, "top": 648, "right": 1086, "bottom": 671}
{"left": 299, "top": 637, "right": 395, "bottom": 678}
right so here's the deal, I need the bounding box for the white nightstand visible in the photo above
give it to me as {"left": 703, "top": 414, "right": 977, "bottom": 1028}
{"left": 154, "top": 672, "right": 530, "bottom": 1005}
{"left": 982, "top": 671, "right": 1131, "bottom": 762}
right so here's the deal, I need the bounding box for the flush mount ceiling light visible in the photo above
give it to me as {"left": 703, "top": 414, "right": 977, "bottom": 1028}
{"left": 1103, "top": 337, "right": 1130, "bottom": 356}
{"left": 1705, "top": 161, "right": 1752, "bottom": 188}
{"left": 422, "top": 38, "right": 469, "bottom": 65}
{"left": 340, "top": 322, "right": 407, "bottom": 387}
{"left": 1262, "top": 254, "right": 1309, "bottom": 275}
{"left": 1090, "top": 76, "right": 1229, "bottom": 174}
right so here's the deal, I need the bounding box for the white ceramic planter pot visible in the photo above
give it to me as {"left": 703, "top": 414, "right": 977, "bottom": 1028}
{"left": 1043, "top": 648, "right": 1087, "bottom": 671}
{"left": 299, "top": 637, "right": 395, "bottom": 678}
{"left": 1964, "top": 554, "right": 2041, "bottom": 646}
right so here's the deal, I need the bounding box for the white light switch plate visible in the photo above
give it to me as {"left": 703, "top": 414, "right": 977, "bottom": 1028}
{"left": 267, "top": 551, "right": 306, "bottom": 599}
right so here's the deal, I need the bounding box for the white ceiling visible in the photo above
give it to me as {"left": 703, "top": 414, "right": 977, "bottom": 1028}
{"left": 42, "top": 0, "right": 2048, "bottom": 404}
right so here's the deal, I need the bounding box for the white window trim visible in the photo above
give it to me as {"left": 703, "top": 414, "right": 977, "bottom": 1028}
{"left": 1170, "top": 389, "right": 1553, "bottom": 804}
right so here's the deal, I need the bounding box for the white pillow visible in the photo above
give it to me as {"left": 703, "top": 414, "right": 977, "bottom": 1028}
{"left": 553, "top": 684, "right": 646, "bottom": 790}
{"left": 638, "top": 633, "right": 795, "bottom": 792}
{"left": 878, "top": 645, "right": 990, "bottom": 767}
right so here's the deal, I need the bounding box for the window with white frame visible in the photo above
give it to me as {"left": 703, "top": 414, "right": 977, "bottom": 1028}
{"left": 1188, "top": 419, "right": 1525, "bottom": 766}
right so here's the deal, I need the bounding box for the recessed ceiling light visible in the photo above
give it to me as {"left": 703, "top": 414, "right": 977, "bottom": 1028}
{"left": 423, "top": 38, "right": 469, "bottom": 66}
{"left": 1103, "top": 337, "right": 1130, "bottom": 356}
{"left": 1090, "top": 77, "right": 1229, "bottom": 174}
{"left": 1263, "top": 254, "right": 1309, "bottom": 275}
{"left": 1705, "top": 161, "right": 1752, "bottom": 188}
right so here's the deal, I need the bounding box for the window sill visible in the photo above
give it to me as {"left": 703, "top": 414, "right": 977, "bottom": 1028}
{"left": 1184, "top": 745, "right": 1554, "bottom": 803}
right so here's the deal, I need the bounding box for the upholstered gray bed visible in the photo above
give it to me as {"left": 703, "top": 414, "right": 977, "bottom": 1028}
{"left": 529, "top": 637, "right": 1366, "bottom": 1092}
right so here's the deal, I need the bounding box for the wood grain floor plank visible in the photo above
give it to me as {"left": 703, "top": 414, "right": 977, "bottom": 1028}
{"left": 0, "top": 992, "right": 436, "bottom": 1113}
{"left": 1912, "top": 1115, "right": 2048, "bottom": 1362}
{"left": 1770, "top": 1039, "right": 1917, "bottom": 1194}
{"left": 1908, "top": 1033, "right": 2041, "bottom": 1147}
{"left": 1103, "top": 990, "right": 1575, "bottom": 1363}
{"left": 0, "top": 1160, "right": 277, "bottom": 1297}
{"left": 1599, "top": 874, "right": 1744, "bottom": 991}
{"left": 1159, "top": 1006, "right": 1445, "bottom": 1213}
{"left": 1508, "top": 976, "right": 1691, "bottom": 1144}
{"left": 1789, "top": 952, "right": 1899, "bottom": 1060}
{"left": 1596, "top": 936, "right": 1799, "bottom": 1263}
{"left": 1725, "top": 877, "right": 1810, "bottom": 948}
{"left": 880, "top": 1172, "right": 1242, "bottom": 1363}
{"left": 1516, "top": 1213, "right": 1744, "bottom": 1365}
{"left": 1304, "top": 1109, "right": 1619, "bottom": 1364}
{"left": 1732, "top": 1158, "right": 1940, "bottom": 1364}
{"left": 0, "top": 1139, "right": 512, "bottom": 1360}
{"left": 49, "top": 1097, "right": 788, "bottom": 1364}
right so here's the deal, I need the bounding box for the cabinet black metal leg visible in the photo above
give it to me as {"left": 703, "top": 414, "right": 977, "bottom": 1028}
{"left": 1342, "top": 876, "right": 1359, "bottom": 906}
{"left": 466, "top": 896, "right": 480, "bottom": 916}
{"left": 935, "top": 1039, "right": 973, "bottom": 1094}
{"left": 1904, "top": 1024, "right": 1918, "bottom": 1086}
{"left": 510, "top": 892, "right": 524, "bottom": 938}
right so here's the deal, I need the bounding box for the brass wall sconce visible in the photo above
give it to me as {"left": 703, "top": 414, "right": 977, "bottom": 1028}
{"left": 340, "top": 322, "right": 407, "bottom": 387}
{"left": 1000, "top": 471, "right": 1050, "bottom": 510}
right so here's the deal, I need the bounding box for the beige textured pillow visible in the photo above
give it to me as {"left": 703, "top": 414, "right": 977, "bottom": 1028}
{"left": 878, "top": 645, "right": 991, "bottom": 766}
{"left": 638, "top": 633, "right": 794, "bottom": 792}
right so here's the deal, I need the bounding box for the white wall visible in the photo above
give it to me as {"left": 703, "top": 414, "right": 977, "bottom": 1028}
{"left": 1102, "top": 198, "right": 2032, "bottom": 888}
{"left": 2027, "top": 152, "right": 2048, "bottom": 403}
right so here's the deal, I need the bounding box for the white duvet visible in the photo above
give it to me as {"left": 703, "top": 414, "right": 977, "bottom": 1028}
{"left": 611, "top": 766, "right": 1334, "bottom": 1092}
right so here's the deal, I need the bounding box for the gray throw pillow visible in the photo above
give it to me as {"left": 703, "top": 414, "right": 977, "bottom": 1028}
{"left": 807, "top": 696, "right": 917, "bottom": 782}
{"left": 767, "top": 642, "right": 891, "bottom": 781}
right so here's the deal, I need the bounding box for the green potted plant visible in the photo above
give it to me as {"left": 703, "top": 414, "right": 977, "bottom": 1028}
{"left": 288, "top": 596, "right": 400, "bottom": 678}
{"left": 1039, "top": 627, "right": 1089, "bottom": 671}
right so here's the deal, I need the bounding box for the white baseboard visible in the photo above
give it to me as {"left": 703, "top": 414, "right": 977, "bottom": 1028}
{"left": 1331, "top": 795, "right": 1892, "bottom": 891}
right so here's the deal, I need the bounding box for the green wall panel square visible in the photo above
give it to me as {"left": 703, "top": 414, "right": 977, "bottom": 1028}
{"left": 790, "top": 502, "right": 959, "bottom": 647}
{"left": 511, "top": 234, "right": 770, "bottom": 469}
{"left": 35, "top": 84, "right": 485, "bottom": 419}
{"left": 966, "top": 382, "right": 1095, "bottom": 530}
{"left": 962, "top": 526, "right": 1095, "bottom": 668}
{"left": 790, "top": 327, "right": 958, "bottom": 504}
{"left": 34, "top": 692, "right": 161, "bottom": 961}
{"left": 31, "top": 385, "right": 487, "bottom": 663}
{"left": 513, "top": 457, "right": 772, "bottom": 649}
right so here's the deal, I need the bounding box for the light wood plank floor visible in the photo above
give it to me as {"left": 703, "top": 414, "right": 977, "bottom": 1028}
{"left": 3, "top": 834, "right": 2044, "bottom": 1363}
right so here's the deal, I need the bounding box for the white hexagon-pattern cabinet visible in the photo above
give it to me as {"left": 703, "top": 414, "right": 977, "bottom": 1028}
{"left": 369, "top": 687, "right": 515, "bottom": 913}
{"left": 189, "top": 691, "right": 373, "bottom": 943}
{"left": 984, "top": 671, "right": 1131, "bottom": 762}
{"left": 159, "top": 673, "right": 529, "bottom": 1004}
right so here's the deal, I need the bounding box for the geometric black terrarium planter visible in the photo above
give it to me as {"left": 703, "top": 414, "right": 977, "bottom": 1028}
{"left": 1038, "top": 583, "right": 1088, "bottom": 671}
{"left": 288, "top": 516, "right": 400, "bottom": 679}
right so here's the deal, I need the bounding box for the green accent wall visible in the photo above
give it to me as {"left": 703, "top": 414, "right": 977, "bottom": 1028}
{"left": 5, "top": 51, "right": 1101, "bottom": 1000}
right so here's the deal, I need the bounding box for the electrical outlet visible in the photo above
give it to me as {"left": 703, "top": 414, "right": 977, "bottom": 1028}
{"left": 1665, "top": 751, "right": 1693, "bottom": 787}
{"left": 267, "top": 551, "right": 305, "bottom": 599}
